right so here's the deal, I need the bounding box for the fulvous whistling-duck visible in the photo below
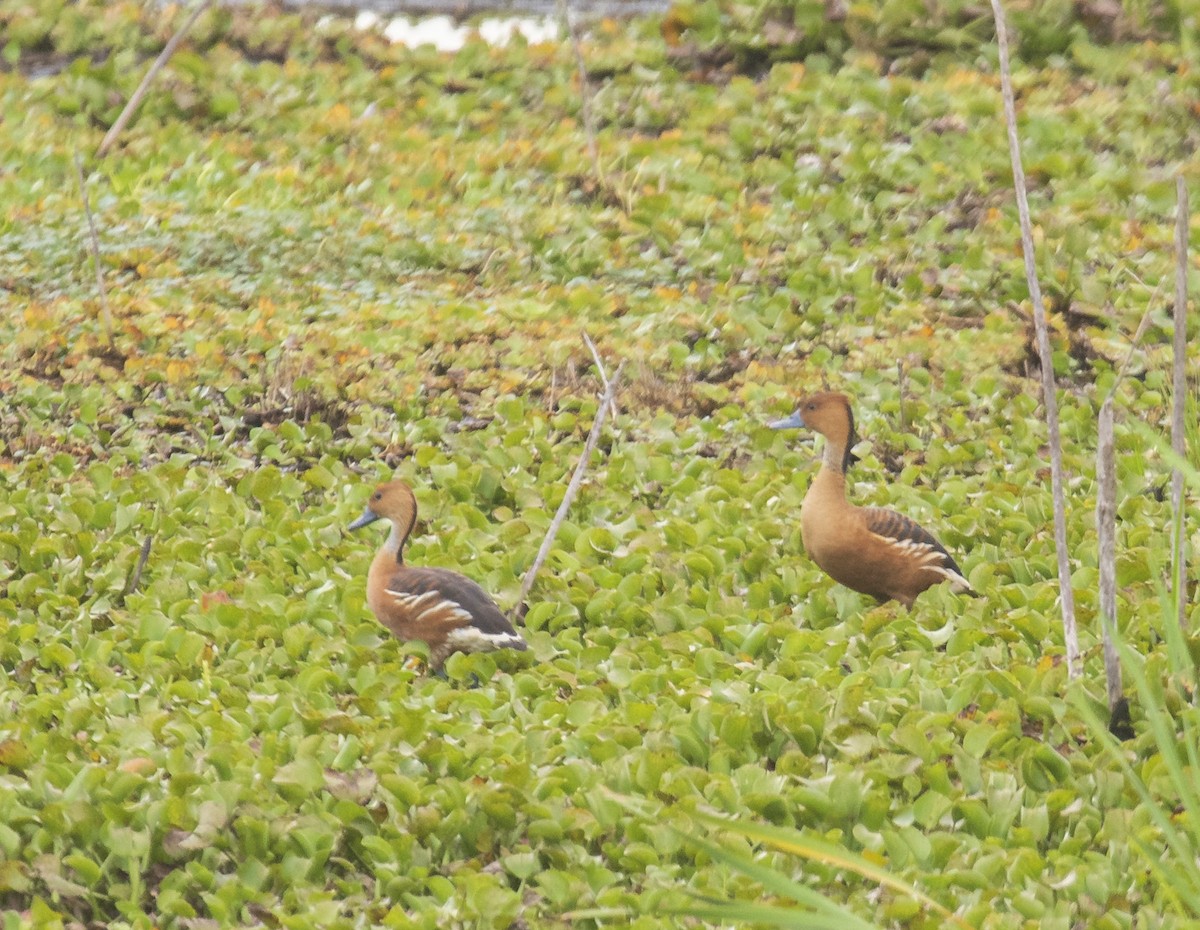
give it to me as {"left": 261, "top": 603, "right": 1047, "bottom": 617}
{"left": 349, "top": 479, "right": 527, "bottom": 668}
{"left": 769, "top": 392, "right": 974, "bottom": 609}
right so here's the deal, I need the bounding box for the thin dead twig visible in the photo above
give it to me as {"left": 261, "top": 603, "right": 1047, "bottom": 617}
{"left": 117, "top": 535, "right": 154, "bottom": 607}
{"left": 557, "top": 0, "right": 605, "bottom": 190}
{"left": 73, "top": 153, "right": 113, "bottom": 342}
{"left": 1096, "top": 398, "right": 1122, "bottom": 714}
{"left": 989, "top": 0, "right": 1080, "bottom": 677}
{"left": 582, "top": 330, "right": 619, "bottom": 420}
{"left": 1092, "top": 257, "right": 1162, "bottom": 736}
{"left": 1172, "top": 174, "right": 1189, "bottom": 630}
{"left": 511, "top": 360, "right": 624, "bottom": 623}
{"left": 556, "top": 0, "right": 630, "bottom": 211}
{"left": 1109, "top": 298, "right": 1157, "bottom": 395}
{"left": 1094, "top": 282, "right": 1157, "bottom": 720}
{"left": 97, "top": 0, "right": 215, "bottom": 158}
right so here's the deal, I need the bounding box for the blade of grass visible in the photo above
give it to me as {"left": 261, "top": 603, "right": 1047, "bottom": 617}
{"left": 677, "top": 831, "right": 876, "bottom": 928}
{"left": 560, "top": 906, "right": 632, "bottom": 921}
{"left": 667, "top": 899, "right": 870, "bottom": 930}
{"left": 1127, "top": 421, "right": 1200, "bottom": 491}
{"left": 1150, "top": 597, "right": 1200, "bottom": 827}
{"left": 688, "top": 811, "right": 971, "bottom": 929}
{"left": 1073, "top": 597, "right": 1200, "bottom": 912}
{"left": 1156, "top": 562, "right": 1200, "bottom": 769}
{"left": 1118, "top": 636, "right": 1200, "bottom": 831}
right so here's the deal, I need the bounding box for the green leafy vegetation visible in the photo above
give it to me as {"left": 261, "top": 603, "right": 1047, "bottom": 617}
{"left": 661, "top": 0, "right": 1188, "bottom": 76}
{"left": 1, "top": 2, "right": 1199, "bottom": 927}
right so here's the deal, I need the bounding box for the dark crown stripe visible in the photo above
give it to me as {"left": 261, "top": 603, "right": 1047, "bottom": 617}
{"left": 841, "top": 398, "right": 857, "bottom": 474}
{"left": 396, "top": 488, "right": 419, "bottom": 564}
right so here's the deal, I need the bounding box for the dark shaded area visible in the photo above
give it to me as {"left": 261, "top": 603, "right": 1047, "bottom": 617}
{"left": 1109, "top": 696, "right": 1135, "bottom": 741}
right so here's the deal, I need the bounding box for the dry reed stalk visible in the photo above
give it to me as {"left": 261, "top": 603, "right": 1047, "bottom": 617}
{"left": 1093, "top": 297, "right": 1155, "bottom": 722}
{"left": 511, "top": 357, "right": 624, "bottom": 623}
{"left": 1172, "top": 174, "right": 1189, "bottom": 629}
{"left": 583, "top": 330, "right": 619, "bottom": 419}
{"left": 556, "top": 0, "right": 605, "bottom": 191}
{"left": 98, "top": 0, "right": 214, "bottom": 157}
{"left": 989, "top": 0, "right": 1080, "bottom": 677}
{"left": 117, "top": 535, "right": 154, "bottom": 607}
{"left": 1096, "top": 398, "right": 1122, "bottom": 712}
{"left": 73, "top": 153, "right": 113, "bottom": 341}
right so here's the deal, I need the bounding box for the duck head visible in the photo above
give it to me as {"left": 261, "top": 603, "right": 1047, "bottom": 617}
{"left": 769, "top": 392, "right": 857, "bottom": 472}
{"left": 349, "top": 479, "right": 418, "bottom": 544}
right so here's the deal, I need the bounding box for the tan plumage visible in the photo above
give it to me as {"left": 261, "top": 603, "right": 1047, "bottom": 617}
{"left": 348, "top": 480, "right": 527, "bottom": 668}
{"left": 769, "top": 392, "right": 974, "bottom": 609}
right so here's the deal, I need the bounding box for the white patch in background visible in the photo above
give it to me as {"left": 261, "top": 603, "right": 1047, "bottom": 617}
{"left": 477, "top": 17, "right": 520, "bottom": 45}
{"left": 358, "top": 13, "right": 560, "bottom": 52}
{"left": 383, "top": 15, "right": 469, "bottom": 52}
{"left": 478, "top": 17, "right": 559, "bottom": 45}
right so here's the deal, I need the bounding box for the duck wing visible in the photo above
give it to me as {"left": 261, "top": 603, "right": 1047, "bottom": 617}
{"left": 861, "top": 507, "right": 970, "bottom": 587}
{"left": 383, "top": 567, "right": 527, "bottom": 657}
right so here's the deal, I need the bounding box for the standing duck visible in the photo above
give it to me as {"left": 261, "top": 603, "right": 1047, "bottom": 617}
{"left": 349, "top": 479, "right": 527, "bottom": 668}
{"left": 769, "top": 392, "right": 974, "bottom": 609}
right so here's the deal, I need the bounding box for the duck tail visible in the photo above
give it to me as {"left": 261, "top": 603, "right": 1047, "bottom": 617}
{"left": 935, "top": 564, "right": 978, "bottom": 597}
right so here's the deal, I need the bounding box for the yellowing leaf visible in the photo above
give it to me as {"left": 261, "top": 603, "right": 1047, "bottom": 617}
{"left": 0, "top": 739, "right": 32, "bottom": 770}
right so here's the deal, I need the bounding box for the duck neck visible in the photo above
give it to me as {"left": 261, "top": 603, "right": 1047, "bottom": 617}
{"left": 809, "top": 438, "right": 849, "bottom": 508}
{"left": 382, "top": 520, "right": 407, "bottom": 565}
{"left": 821, "top": 434, "right": 849, "bottom": 478}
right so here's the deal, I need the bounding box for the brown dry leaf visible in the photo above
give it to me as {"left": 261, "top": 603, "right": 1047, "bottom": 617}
{"left": 119, "top": 757, "right": 157, "bottom": 776}
{"left": 200, "top": 591, "right": 234, "bottom": 611}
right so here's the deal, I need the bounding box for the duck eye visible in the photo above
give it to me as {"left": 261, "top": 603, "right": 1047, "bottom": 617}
{"left": 373, "top": 492, "right": 382, "bottom": 501}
